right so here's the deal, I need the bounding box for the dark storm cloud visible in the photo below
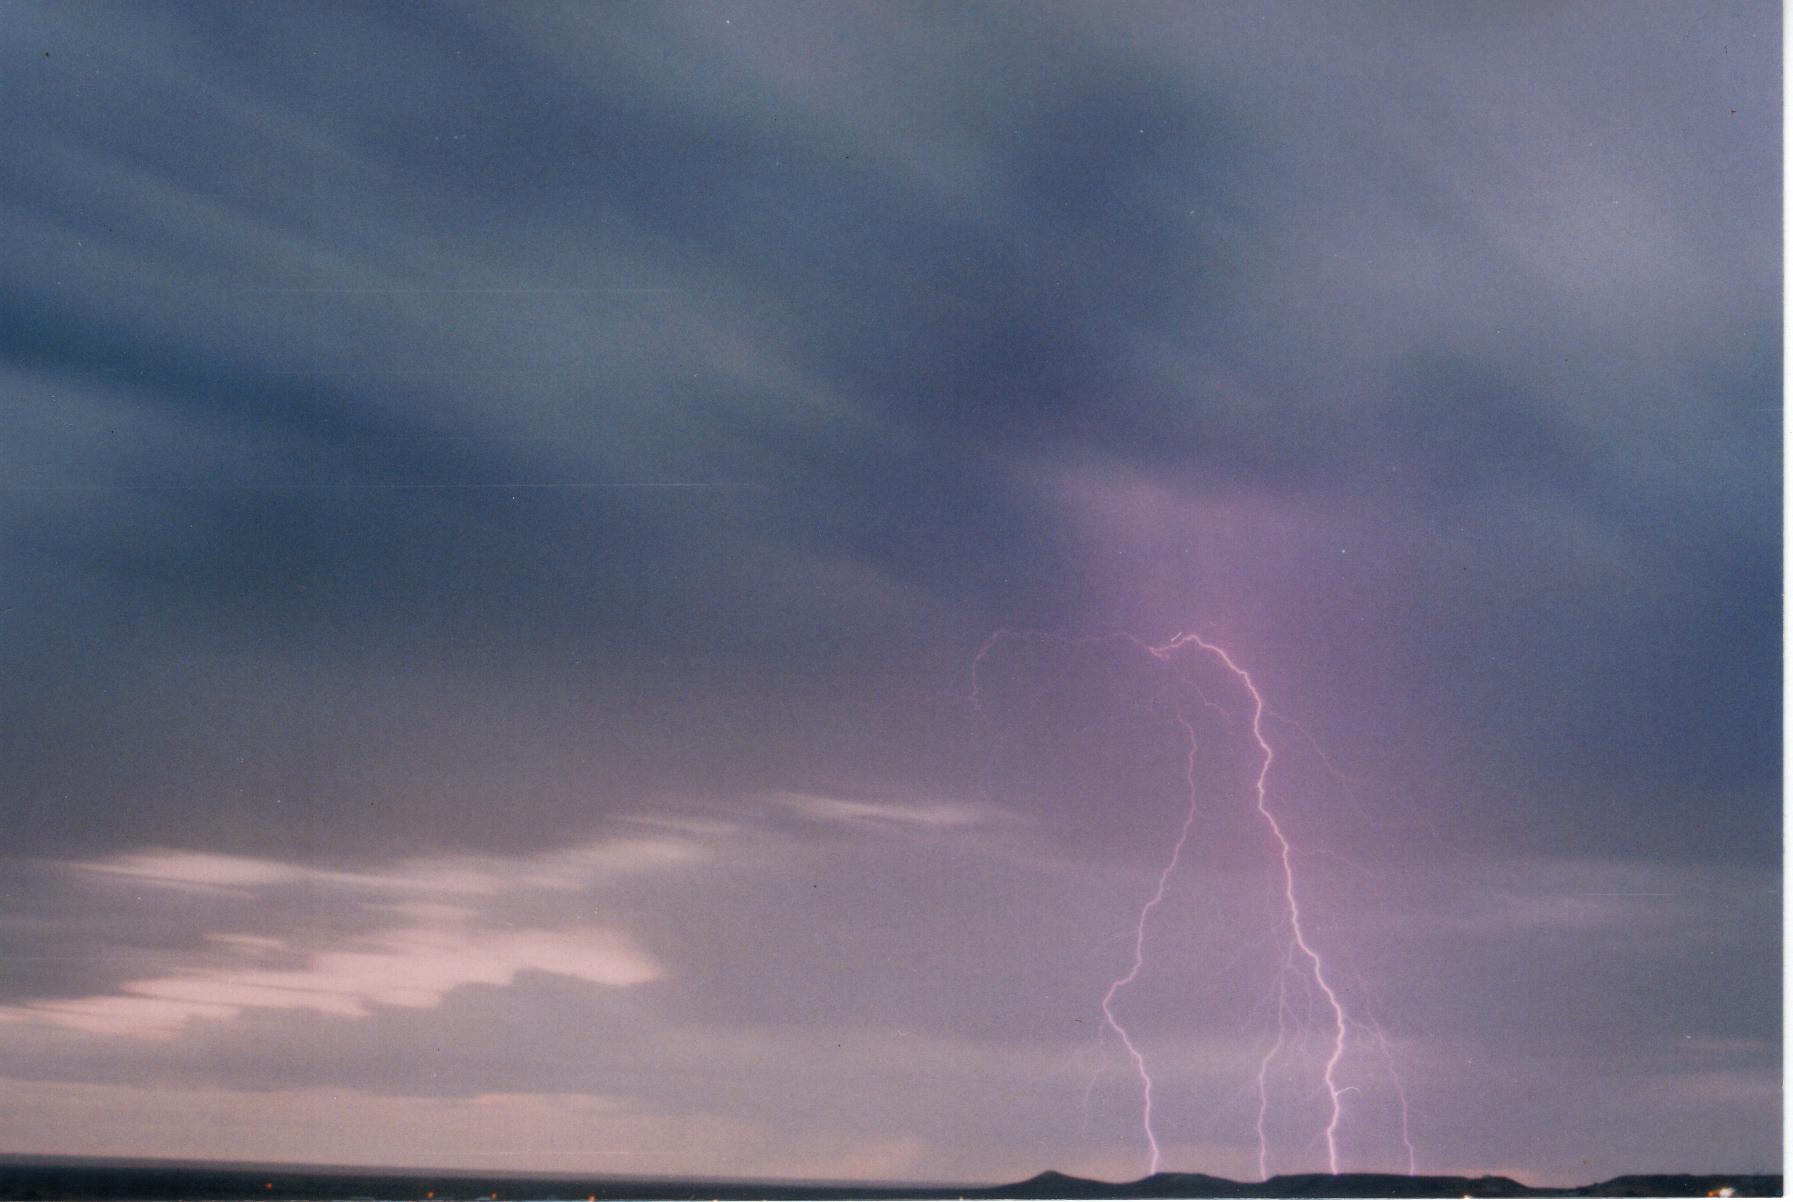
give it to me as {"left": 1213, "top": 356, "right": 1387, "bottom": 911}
{"left": 7, "top": 0, "right": 1771, "bottom": 875}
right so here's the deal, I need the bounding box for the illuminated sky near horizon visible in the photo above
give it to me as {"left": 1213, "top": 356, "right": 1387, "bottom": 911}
{"left": 0, "top": 0, "right": 1780, "bottom": 1186}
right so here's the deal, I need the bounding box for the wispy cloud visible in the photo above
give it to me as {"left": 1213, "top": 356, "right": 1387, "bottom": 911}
{"left": 68, "top": 835, "right": 705, "bottom": 898}
{"left": 7, "top": 835, "right": 706, "bottom": 1037}
{"left": 767, "top": 790, "right": 1014, "bottom": 832}
{"left": 2, "top": 921, "right": 659, "bottom": 1037}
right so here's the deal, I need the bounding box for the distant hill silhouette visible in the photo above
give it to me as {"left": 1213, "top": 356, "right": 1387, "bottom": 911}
{"left": 0, "top": 1156, "right": 1779, "bottom": 1199}
{"left": 971, "top": 1169, "right": 1779, "bottom": 1198}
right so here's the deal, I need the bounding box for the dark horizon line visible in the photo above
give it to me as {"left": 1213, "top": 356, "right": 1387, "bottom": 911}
{"left": 0, "top": 1150, "right": 1781, "bottom": 1195}
{"left": 0, "top": 1151, "right": 990, "bottom": 1191}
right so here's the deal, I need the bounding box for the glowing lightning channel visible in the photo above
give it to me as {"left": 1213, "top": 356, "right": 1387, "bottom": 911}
{"left": 1096, "top": 710, "right": 1201, "bottom": 1177}
{"left": 1148, "top": 633, "right": 1350, "bottom": 1177}
{"left": 967, "top": 628, "right": 1386, "bottom": 1178}
{"left": 1256, "top": 940, "right": 1297, "bottom": 1180}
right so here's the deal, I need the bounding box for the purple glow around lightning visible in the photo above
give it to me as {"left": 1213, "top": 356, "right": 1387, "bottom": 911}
{"left": 969, "top": 629, "right": 1398, "bottom": 1180}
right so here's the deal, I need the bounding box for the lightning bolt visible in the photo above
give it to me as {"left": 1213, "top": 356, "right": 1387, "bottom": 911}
{"left": 1150, "top": 633, "right": 1350, "bottom": 1176}
{"left": 1095, "top": 710, "right": 1200, "bottom": 1176}
{"left": 1256, "top": 939, "right": 1298, "bottom": 1180}
{"left": 966, "top": 629, "right": 1405, "bottom": 1180}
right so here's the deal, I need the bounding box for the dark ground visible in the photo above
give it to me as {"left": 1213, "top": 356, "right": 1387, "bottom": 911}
{"left": 0, "top": 1158, "right": 1779, "bottom": 1200}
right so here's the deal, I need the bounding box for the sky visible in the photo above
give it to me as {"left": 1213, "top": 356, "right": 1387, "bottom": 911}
{"left": 0, "top": 0, "right": 1780, "bottom": 1187}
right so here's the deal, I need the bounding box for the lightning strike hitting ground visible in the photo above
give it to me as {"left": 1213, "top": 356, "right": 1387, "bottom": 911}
{"left": 968, "top": 630, "right": 1403, "bottom": 1181}
{"left": 1151, "top": 634, "right": 1351, "bottom": 1177}
{"left": 1094, "top": 711, "right": 1201, "bottom": 1175}
{"left": 1256, "top": 941, "right": 1298, "bottom": 1181}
